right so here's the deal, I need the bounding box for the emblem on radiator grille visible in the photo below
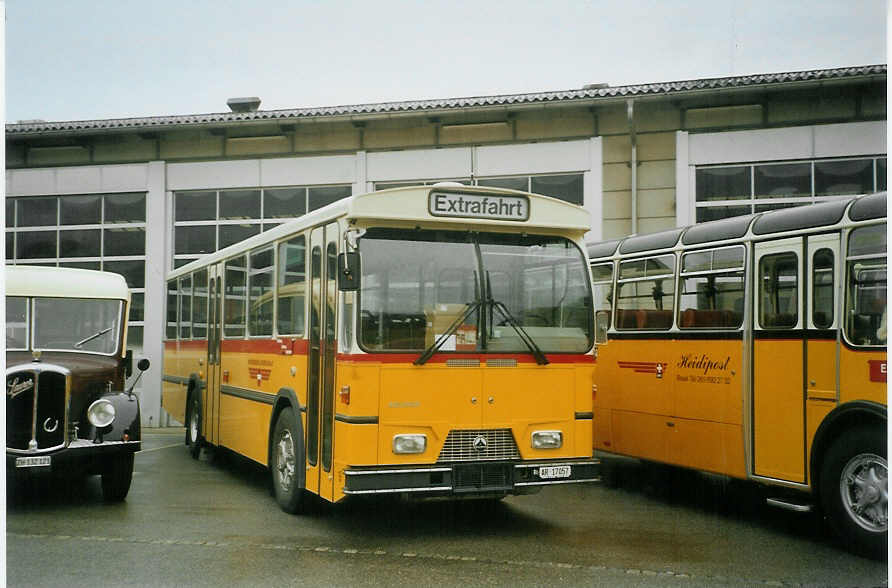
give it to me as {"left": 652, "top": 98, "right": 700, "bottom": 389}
{"left": 472, "top": 435, "right": 488, "bottom": 452}
{"left": 7, "top": 377, "right": 34, "bottom": 400}
{"left": 43, "top": 418, "right": 59, "bottom": 433}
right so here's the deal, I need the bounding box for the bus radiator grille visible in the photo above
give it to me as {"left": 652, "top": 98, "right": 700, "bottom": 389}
{"left": 453, "top": 463, "right": 513, "bottom": 491}
{"left": 437, "top": 429, "right": 520, "bottom": 462}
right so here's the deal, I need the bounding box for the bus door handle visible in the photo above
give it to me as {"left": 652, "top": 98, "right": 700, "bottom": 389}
{"left": 666, "top": 421, "right": 675, "bottom": 428}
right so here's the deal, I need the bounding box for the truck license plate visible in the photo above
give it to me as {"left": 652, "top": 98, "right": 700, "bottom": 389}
{"left": 538, "top": 465, "right": 571, "bottom": 479}
{"left": 16, "top": 456, "right": 51, "bottom": 468}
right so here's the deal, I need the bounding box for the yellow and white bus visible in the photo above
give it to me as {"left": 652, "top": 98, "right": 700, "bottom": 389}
{"left": 588, "top": 191, "right": 886, "bottom": 557}
{"left": 163, "top": 184, "right": 599, "bottom": 513}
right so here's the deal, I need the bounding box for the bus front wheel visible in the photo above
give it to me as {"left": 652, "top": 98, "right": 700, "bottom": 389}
{"left": 819, "top": 426, "right": 888, "bottom": 559}
{"left": 271, "top": 409, "right": 307, "bottom": 514}
{"left": 187, "top": 393, "right": 203, "bottom": 460}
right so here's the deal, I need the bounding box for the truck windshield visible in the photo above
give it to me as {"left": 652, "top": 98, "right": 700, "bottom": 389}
{"left": 29, "top": 297, "right": 124, "bottom": 355}
{"left": 358, "top": 228, "right": 593, "bottom": 354}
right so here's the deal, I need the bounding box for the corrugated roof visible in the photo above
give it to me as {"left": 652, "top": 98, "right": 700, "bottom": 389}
{"left": 7, "top": 64, "right": 886, "bottom": 137}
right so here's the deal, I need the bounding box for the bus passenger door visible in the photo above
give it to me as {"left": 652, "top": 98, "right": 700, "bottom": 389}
{"left": 306, "top": 223, "right": 339, "bottom": 500}
{"left": 752, "top": 238, "right": 805, "bottom": 483}
{"left": 205, "top": 264, "right": 223, "bottom": 446}
{"left": 804, "top": 234, "right": 840, "bottom": 481}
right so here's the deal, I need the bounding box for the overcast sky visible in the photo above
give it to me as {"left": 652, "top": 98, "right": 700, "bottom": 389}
{"left": 4, "top": 0, "right": 888, "bottom": 123}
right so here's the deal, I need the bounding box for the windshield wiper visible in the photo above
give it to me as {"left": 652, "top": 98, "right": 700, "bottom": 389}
{"left": 75, "top": 327, "right": 113, "bottom": 349}
{"left": 490, "top": 300, "right": 549, "bottom": 365}
{"left": 414, "top": 301, "right": 481, "bottom": 366}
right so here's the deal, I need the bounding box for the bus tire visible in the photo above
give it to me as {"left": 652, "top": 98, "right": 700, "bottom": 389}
{"left": 101, "top": 452, "right": 134, "bottom": 502}
{"left": 819, "top": 426, "right": 887, "bottom": 559}
{"left": 271, "top": 409, "right": 307, "bottom": 514}
{"left": 187, "top": 392, "right": 203, "bottom": 460}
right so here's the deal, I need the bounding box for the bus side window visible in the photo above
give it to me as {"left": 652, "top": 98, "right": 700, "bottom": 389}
{"left": 759, "top": 253, "right": 798, "bottom": 329}
{"left": 248, "top": 247, "right": 275, "bottom": 336}
{"left": 845, "top": 224, "right": 887, "bottom": 346}
{"left": 178, "top": 274, "right": 192, "bottom": 339}
{"left": 590, "top": 262, "right": 613, "bottom": 342}
{"left": 224, "top": 255, "right": 248, "bottom": 337}
{"left": 678, "top": 246, "right": 745, "bottom": 329}
{"left": 277, "top": 235, "right": 306, "bottom": 336}
{"left": 812, "top": 248, "right": 834, "bottom": 329}
{"left": 615, "top": 255, "right": 675, "bottom": 330}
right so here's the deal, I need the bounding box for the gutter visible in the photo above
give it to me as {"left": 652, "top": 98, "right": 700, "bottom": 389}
{"left": 627, "top": 99, "right": 638, "bottom": 235}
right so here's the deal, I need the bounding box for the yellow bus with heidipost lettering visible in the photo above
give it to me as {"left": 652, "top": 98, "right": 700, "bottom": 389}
{"left": 588, "top": 191, "right": 887, "bottom": 558}
{"left": 163, "top": 184, "right": 599, "bottom": 513}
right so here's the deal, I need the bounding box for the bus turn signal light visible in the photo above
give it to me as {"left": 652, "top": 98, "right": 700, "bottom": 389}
{"left": 339, "top": 385, "right": 350, "bottom": 405}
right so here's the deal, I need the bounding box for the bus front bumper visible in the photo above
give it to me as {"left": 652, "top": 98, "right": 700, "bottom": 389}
{"left": 343, "top": 459, "right": 601, "bottom": 496}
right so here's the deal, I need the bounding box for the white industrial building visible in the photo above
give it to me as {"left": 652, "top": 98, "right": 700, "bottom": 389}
{"left": 5, "top": 64, "right": 886, "bottom": 426}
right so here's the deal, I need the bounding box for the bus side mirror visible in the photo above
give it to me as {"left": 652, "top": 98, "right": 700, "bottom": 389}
{"left": 338, "top": 252, "right": 361, "bottom": 292}
{"left": 137, "top": 358, "right": 151, "bottom": 372}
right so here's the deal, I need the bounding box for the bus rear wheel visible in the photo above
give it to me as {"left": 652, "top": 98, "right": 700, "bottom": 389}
{"left": 271, "top": 409, "right": 307, "bottom": 514}
{"left": 819, "top": 427, "right": 887, "bottom": 559}
{"left": 187, "top": 393, "right": 203, "bottom": 460}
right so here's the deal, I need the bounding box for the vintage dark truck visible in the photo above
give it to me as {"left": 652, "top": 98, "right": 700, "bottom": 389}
{"left": 6, "top": 265, "right": 149, "bottom": 501}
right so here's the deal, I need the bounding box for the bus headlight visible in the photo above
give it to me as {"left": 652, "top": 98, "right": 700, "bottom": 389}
{"left": 531, "top": 430, "right": 562, "bottom": 449}
{"left": 87, "top": 399, "right": 116, "bottom": 428}
{"left": 393, "top": 434, "right": 426, "bottom": 454}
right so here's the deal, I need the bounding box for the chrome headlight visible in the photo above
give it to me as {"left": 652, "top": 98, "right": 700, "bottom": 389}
{"left": 392, "top": 434, "right": 426, "bottom": 454}
{"left": 87, "top": 399, "right": 116, "bottom": 428}
{"left": 531, "top": 430, "right": 562, "bottom": 449}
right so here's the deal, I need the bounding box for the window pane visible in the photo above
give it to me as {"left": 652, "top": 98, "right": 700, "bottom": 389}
{"left": 104, "top": 227, "right": 145, "bottom": 256}
{"left": 615, "top": 278, "right": 675, "bottom": 329}
{"left": 192, "top": 269, "right": 208, "bottom": 338}
{"left": 175, "top": 225, "right": 215, "bottom": 255}
{"left": 127, "top": 325, "right": 144, "bottom": 347}
{"left": 175, "top": 191, "right": 216, "bottom": 221}
{"left": 17, "top": 197, "right": 57, "bottom": 227}
{"left": 308, "top": 186, "right": 351, "bottom": 212}
{"left": 60, "top": 260, "right": 101, "bottom": 270}
{"left": 59, "top": 229, "right": 101, "bottom": 257}
{"left": 6, "top": 199, "right": 14, "bottom": 227}
{"left": 265, "top": 188, "right": 306, "bottom": 218}
{"left": 754, "top": 163, "right": 811, "bottom": 198}
{"left": 815, "top": 159, "right": 874, "bottom": 196}
{"left": 17, "top": 231, "right": 57, "bottom": 259}
{"left": 174, "top": 257, "right": 197, "bottom": 269}
{"left": 104, "top": 260, "right": 145, "bottom": 288}
{"left": 278, "top": 235, "right": 306, "bottom": 335}
{"left": 166, "top": 279, "right": 178, "bottom": 339}
{"left": 374, "top": 182, "right": 412, "bottom": 191}
{"left": 696, "top": 167, "right": 750, "bottom": 201}
{"left": 678, "top": 272, "right": 744, "bottom": 328}
{"left": 846, "top": 256, "right": 886, "bottom": 346}
{"left": 695, "top": 205, "right": 752, "bottom": 222}
{"left": 179, "top": 275, "right": 192, "bottom": 339}
{"left": 220, "top": 189, "right": 261, "bottom": 220}
{"left": 531, "top": 174, "right": 583, "bottom": 205}
{"left": 754, "top": 202, "right": 804, "bottom": 213}
{"left": 6, "top": 232, "right": 13, "bottom": 260}
{"left": 477, "top": 177, "right": 529, "bottom": 192}
{"left": 849, "top": 224, "right": 887, "bottom": 257}
{"left": 877, "top": 158, "right": 887, "bottom": 191}
{"left": 219, "top": 224, "right": 261, "bottom": 249}
{"left": 759, "top": 253, "right": 798, "bottom": 329}
{"left": 812, "top": 249, "right": 834, "bottom": 329}
{"left": 105, "top": 193, "right": 146, "bottom": 223}
{"left": 7, "top": 296, "right": 29, "bottom": 349}
{"left": 224, "top": 256, "right": 247, "bottom": 337}
{"left": 129, "top": 292, "right": 145, "bottom": 322}
{"left": 60, "top": 195, "right": 102, "bottom": 225}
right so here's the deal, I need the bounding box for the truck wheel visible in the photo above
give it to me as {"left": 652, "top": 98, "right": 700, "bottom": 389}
{"left": 187, "top": 393, "right": 203, "bottom": 460}
{"left": 271, "top": 409, "right": 307, "bottom": 514}
{"left": 819, "top": 427, "right": 887, "bottom": 559}
{"left": 101, "top": 453, "right": 134, "bottom": 502}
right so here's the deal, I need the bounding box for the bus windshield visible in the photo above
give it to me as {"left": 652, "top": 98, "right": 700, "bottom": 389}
{"left": 29, "top": 297, "right": 123, "bottom": 354}
{"left": 358, "top": 228, "right": 593, "bottom": 353}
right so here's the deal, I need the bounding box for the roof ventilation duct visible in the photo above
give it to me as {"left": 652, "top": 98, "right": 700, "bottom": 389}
{"left": 226, "top": 97, "right": 262, "bottom": 112}
{"left": 582, "top": 83, "right": 609, "bottom": 90}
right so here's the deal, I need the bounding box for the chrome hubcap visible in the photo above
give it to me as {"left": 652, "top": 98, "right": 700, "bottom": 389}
{"left": 276, "top": 430, "right": 296, "bottom": 492}
{"left": 840, "top": 453, "right": 888, "bottom": 533}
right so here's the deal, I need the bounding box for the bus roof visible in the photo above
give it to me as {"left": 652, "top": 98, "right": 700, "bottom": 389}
{"left": 169, "top": 185, "right": 591, "bottom": 279}
{"left": 587, "top": 191, "right": 886, "bottom": 260}
{"left": 5, "top": 265, "right": 130, "bottom": 300}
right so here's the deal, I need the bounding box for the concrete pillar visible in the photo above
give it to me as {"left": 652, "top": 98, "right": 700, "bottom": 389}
{"left": 141, "top": 160, "right": 167, "bottom": 427}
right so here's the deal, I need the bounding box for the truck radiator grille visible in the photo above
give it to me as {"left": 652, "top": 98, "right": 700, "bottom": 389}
{"left": 437, "top": 429, "right": 520, "bottom": 463}
{"left": 6, "top": 370, "right": 67, "bottom": 450}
